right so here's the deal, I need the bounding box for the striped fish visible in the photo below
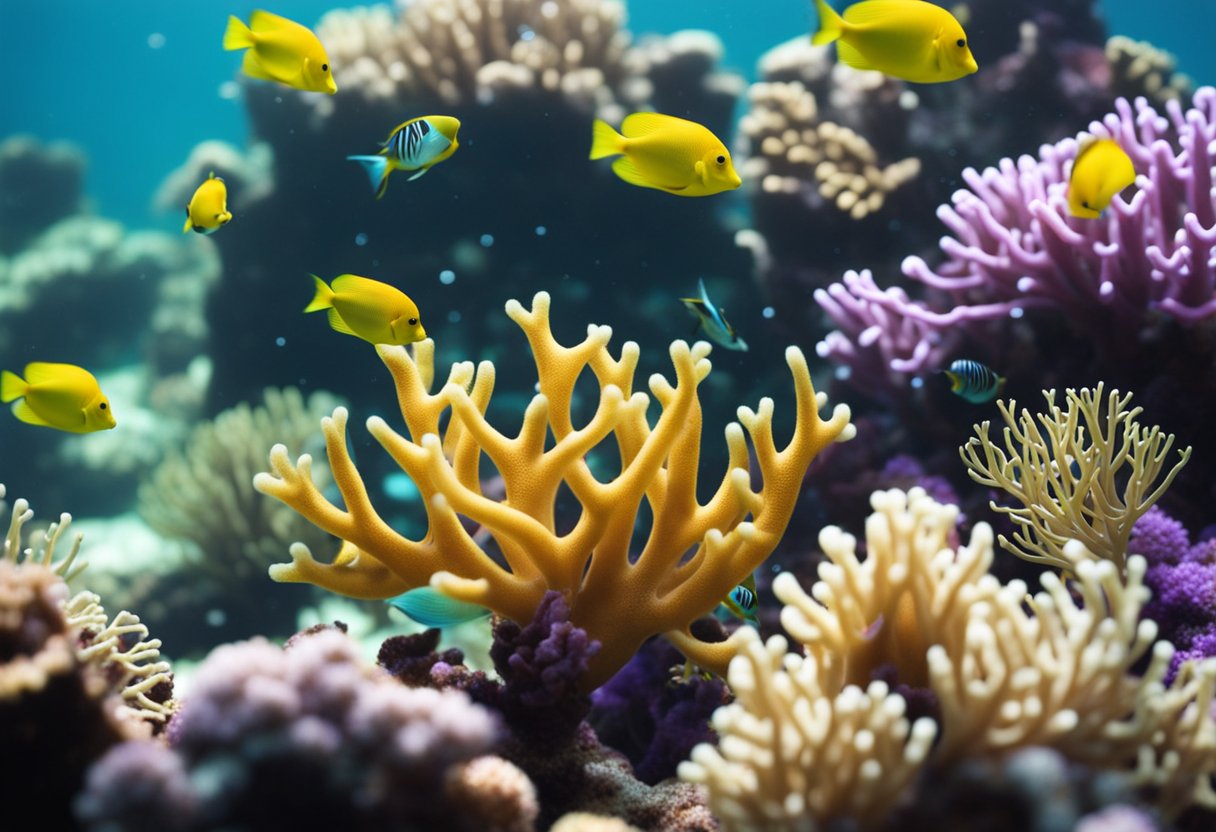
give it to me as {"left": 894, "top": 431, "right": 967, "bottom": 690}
{"left": 719, "top": 573, "right": 758, "bottom": 624}
{"left": 942, "top": 359, "right": 1005, "bottom": 404}
{"left": 347, "top": 115, "right": 462, "bottom": 199}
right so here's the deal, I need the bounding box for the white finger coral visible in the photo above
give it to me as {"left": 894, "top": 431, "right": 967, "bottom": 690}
{"left": 682, "top": 488, "right": 1216, "bottom": 829}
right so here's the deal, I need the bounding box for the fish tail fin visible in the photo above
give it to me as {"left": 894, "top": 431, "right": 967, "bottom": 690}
{"left": 811, "top": 0, "right": 844, "bottom": 45}
{"left": 347, "top": 155, "right": 391, "bottom": 199}
{"left": 304, "top": 275, "right": 335, "bottom": 313}
{"left": 1, "top": 370, "right": 26, "bottom": 403}
{"left": 223, "top": 15, "right": 254, "bottom": 51}
{"left": 589, "top": 119, "right": 624, "bottom": 160}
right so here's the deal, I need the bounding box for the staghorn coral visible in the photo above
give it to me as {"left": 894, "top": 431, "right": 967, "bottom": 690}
{"left": 682, "top": 488, "right": 1216, "bottom": 829}
{"left": 960, "top": 385, "right": 1191, "bottom": 572}
{"left": 256, "top": 292, "right": 853, "bottom": 688}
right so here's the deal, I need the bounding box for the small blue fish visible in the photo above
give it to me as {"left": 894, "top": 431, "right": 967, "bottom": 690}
{"left": 942, "top": 359, "right": 1005, "bottom": 404}
{"left": 347, "top": 115, "right": 461, "bottom": 199}
{"left": 681, "top": 279, "right": 747, "bottom": 351}
{"left": 387, "top": 586, "right": 490, "bottom": 628}
{"left": 717, "top": 574, "right": 758, "bottom": 625}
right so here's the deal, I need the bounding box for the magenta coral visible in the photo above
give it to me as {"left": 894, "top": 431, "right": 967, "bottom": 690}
{"left": 816, "top": 87, "right": 1216, "bottom": 392}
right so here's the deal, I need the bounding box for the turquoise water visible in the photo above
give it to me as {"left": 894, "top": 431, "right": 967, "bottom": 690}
{"left": 5, "top": 0, "right": 1210, "bottom": 230}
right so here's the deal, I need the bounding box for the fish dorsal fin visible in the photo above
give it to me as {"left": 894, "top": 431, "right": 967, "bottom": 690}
{"left": 835, "top": 37, "right": 875, "bottom": 71}
{"left": 249, "top": 9, "right": 295, "bottom": 33}
{"left": 330, "top": 274, "right": 383, "bottom": 295}
{"left": 842, "top": 0, "right": 920, "bottom": 27}
{"left": 621, "top": 112, "right": 678, "bottom": 138}
{"left": 23, "top": 362, "right": 77, "bottom": 386}
{"left": 11, "top": 399, "right": 56, "bottom": 428}
{"left": 327, "top": 308, "right": 360, "bottom": 338}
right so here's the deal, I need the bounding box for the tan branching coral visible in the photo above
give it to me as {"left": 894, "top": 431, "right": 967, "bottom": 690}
{"left": 139, "top": 387, "right": 341, "bottom": 587}
{"left": 959, "top": 384, "right": 1192, "bottom": 572}
{"left": 688, "top": 488, "right": 1216, "bottom": 828}
{"left": 738, "top": 79, "right": 919, "bottom": 221}
{"left": 1106, "top": 35, "right": 1193, "bottom": 106}
{"left": 679, "top": 627, "right": 937, "bottom": 830}
{"left": 256, "top": 292, "right": 853, "bottom": 688}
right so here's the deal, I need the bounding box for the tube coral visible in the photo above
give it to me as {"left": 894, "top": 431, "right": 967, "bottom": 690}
{"left": 815, "top": 87, "right": 1216, "bottom": 393}
{"left": 255, "top": 292, "right": 853, "bottom": 688}
{"left": 959, "top": 384, "right": 1192, "bottom": 572}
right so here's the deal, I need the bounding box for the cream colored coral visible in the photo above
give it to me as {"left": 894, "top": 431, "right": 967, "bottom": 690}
{"left": 256, "top": 292, "right": 853, "bottom": 688}
{"left": 1106, "top": 35, "right": 1193, "bottom": 106}
{"left": 444, "top": 755, "right": 539, "bottom": 832}
{"left": 774, "top": 487, "right": 997, "bottom": 694}
{"left": 679, "top": 627, "right": 936, "bottom": 831}
{"left": 738, "top": 80, "right": 919, "bottom": 220}
{"left": 959, "top": 384, "right": 1192, "bottom": 572}
{"left": 314, "top": 0, "right": 637, "bottom": 118}
{"left": 2, "top": 483, "right": 85, "bottom": 579}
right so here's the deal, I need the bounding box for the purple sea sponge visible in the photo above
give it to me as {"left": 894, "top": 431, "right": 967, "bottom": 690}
{"left": 1130, "top": 506, "right": 1193, "bottom": 565}
{"left": 83, "top": 628, "right": 507, "bottom": 831}
{"left": 491, "top": 591, "right": 602, "bottom": 745}
{"left": 816, "top": 87, "right": 1216, "bottom": 395}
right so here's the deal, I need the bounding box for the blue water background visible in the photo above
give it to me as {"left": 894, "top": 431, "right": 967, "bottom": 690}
{"left": 4, "top": 0, "right": 1211, "bottom": 232}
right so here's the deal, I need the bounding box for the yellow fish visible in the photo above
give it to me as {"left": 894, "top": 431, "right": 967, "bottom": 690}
{"left": 1, "top": 362, "right": 116, "bottom": 433}
{"left": 1067, "top": 138, "right": 1136, "bottom": 219}
{"left": 589, "top": 113, "right": 742, "bottom": 197}
{"left": 811, "top": 0, "right": 978, "bottom": 84}
{"left": 182, "top": 172, "right": 232, "bottom": 235}
{"left": 223, "top": 10, "right": 336, "bottom": 95}
{"left": 304, "top": 274, "right": 427, "bottom": 346}
{"left": 347, "top": 115, "right": 462, "bottom": 199}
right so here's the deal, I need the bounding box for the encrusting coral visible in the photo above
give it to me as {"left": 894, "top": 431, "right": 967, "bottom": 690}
{"left": 256, "top": 291, "right": 853, "bottom": 689}
{"left": 680, "top": 488, "right": 1216, "bottom": 830}
{"left": 960, "top": 384, "right": 1192, "bottom": 573}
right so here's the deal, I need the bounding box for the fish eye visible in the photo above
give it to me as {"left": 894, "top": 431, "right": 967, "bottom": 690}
{"left": 956, "top": 38, "right": 966, "bottom": 48}
{"left": 408, "top": 317, "right": 418, "bottom": 326}
{"left": 322, "top": 63, "right": 329, "bottom": 72}
{"left": 99, "top": 402, "right": 107, "bottom": 410}
{"left": 716, "top": 155, "right": 726, "bottom": 165}
{"left": 1082, "top": 200, "right": 1091, "bottom": 209}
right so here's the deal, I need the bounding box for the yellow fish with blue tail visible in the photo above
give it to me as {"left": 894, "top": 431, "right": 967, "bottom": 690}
{"left": 387, "top": 586, "right": 492, "bottom": 628}
{"left": 305, "top": 274, "right": 426, "bottom": 346}
{"left": 1, "top": 362, "right": 116, "bottom": 433}
{"left": 183, "top": 172, "right": 232, "bottom": 235}
{"left": 941, "top": 359, "right": 1005, "bottom": 404}
{"left": 348, "top": 116, "right": 462, "bottom": 199}
{"left": 811, "top": 0, "right": 978, "bottom": 84}
{"left": 223, "top": 10, "right": 336, "bottom": 94}
{"left": 681, "top": 279, "right": 747, "bottom": 351}
{"left": 590, "top": 113, "right": 741, "bottom": 197}
{"left": 1067, "top": 138, "right": 1136, "bottom": 219}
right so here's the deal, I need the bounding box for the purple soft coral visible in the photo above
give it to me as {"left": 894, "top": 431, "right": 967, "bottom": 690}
{"left": 1133, "top": 508, "right": 1216, "bottom": 682}
{"left": 816, "top": 87, "right": 1216, "bottom": 394}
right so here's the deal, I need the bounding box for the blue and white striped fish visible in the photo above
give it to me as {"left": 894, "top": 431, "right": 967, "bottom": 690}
{"left": 347, "top": 115, "right": 462, "bottom": 199}
{"left": 942, "top": 359, "right": 1005, "bottom": 404}
{"left": 681, "top": 278, "right": 747, "bottom": 351}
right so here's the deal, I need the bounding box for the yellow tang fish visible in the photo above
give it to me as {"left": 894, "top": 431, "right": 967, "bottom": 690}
{"left": 183, "top": 172, "right": 232, "bottom": 235}
{"left": 1, "top": 362, "right": 116, "bottom": 433}
{"left": 304, "top": 274, "right": 426, "bottom": 346}
{"left": 347, "top": 115, "right": 462, "bottom": 199}
{"left": 223, "top": 9, "right": 336, "bottom": 95}
{"left": 1067, "top": 138, "right": 1136, "bottom": 219}
{"left": 590, "top": 113, "right": 742, "bottom": 197}
{"left": 811, "top": 0, "right": 978, "bottom": 84}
